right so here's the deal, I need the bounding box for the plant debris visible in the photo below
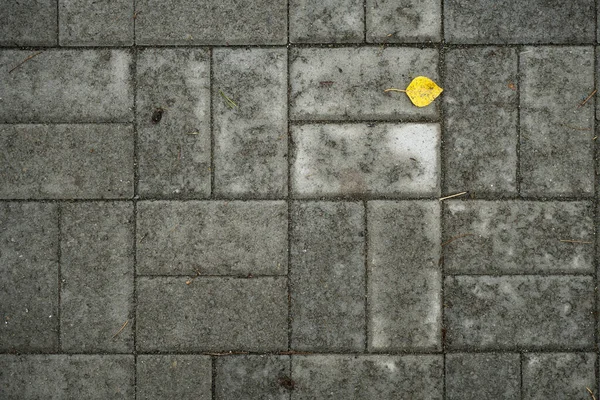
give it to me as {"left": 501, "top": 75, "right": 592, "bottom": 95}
{"left": 219, "top": 90, "right": 238, "bottom": 108}
{"left": 185, "top": 269, "right": 202, "bottom": 285}
{"left": 9, "top": 51, "right": 44, "bottom": 74}
{"left": 151, "top": 108, "right": 164, "bottom": 124}
{"left": 578, "top": 89, "right": 596, "bottom": 108}
{"left": 384, "top": 76, "right": 443, "bottom": 107}
{"left": 439, "top": 191, "right": 467, "bottom": 201}
{"left": 278, "top": 376, "right": 296, "bottom": 390}
{"left": 112, "top": 320, "right": 129, "bottom": 339}
{"left": 587, "top": 387, "right": 596, "bottom": 400}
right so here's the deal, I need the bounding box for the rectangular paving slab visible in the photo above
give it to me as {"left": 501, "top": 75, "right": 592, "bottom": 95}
{"left": 0, "top": 0, "right": 57, "bottom": 46}
{"left": 366, "top": 0, "right": 441, "bottom": 42}
{"left": 213, "top": 48, "right": 288, "bottom": 198}
{"left": 520, "top": 47, "right": 595, "bottom": 197}
{"left": 289, "top": 0, "right": 363, "bottom": 43}
{"left": 445, "top": 276, "right": 595, "bottom": 350}
{"left": 290, "top": 47, "right": 439, "bottom": 120}
{"left": 137, "top": 201, "right": 287, "bottom": 276}
{"left": 443, "top": 200, "right": 595, "bottom": 274}
{"left": 0, "top": 124, "right": 133, "bottom": 199}
{"left": 291, "top": 355, "right": 443, "bottom": 399}
{"left": 136, "top": 277, "right": 287, "bottom": 352}
{"left": 0, "top": 203, "right": 58, "bottom": 352}
{"left": 291, "top": 123, "right": 440, "bottom": 197}
{"left": 367, "top": 201, "right": 441, "bottom": 351}
{"left": 0, "top": 50, "right": 133, "bottom": 123}
{"left": 290, "top": 201, "right": 365, "bottom": 351}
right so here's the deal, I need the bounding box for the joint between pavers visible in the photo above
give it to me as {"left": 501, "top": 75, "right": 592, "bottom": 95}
{"left": 286, "top": 45, "right": 293, "bottom": 353}
{"left": 363, "top": 200, "right": 369, "bottom": 353}
{"left": 209, "top": 47, "right": 215, "bottom": 199}
{"left": 56, "top": 204, "right": 62, "bottom": 352}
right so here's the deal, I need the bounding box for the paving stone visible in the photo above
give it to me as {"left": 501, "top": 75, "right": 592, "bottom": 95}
{"left": 443, "top": 201, "right": 594, "bottom": 274}
{"left": 61, "top": 202, "right": 134, "bottom": 352}
{"left": 444, "top": 0, "right": 595, "bottom": 44}
{"left": 290, "top": 202, "right": 365, "bottom": 351}
{"left": 446, "top": 353, "right": 520, "bottom": 400}
{"left": 0, "top": 124, "right": 134, "bottom": 199}
{"left": 213, "top": 49, "right": 287, "bottom": 198}
{"left": 291, "top": 355, "right": 443, "bottom": 399}
{"left": 290, "top": 47, "right": 439, "bottom": 120}
{"left": 136, "top": 48, "right": 211, "bottom": 198}
{"left": 137, "top": 355, "right": 212, "bottom": 400}
{"left": 137, "top": 201, "right": 287, "bottom": 275}
{"left": 445, "top": 276, "right": 595, "bottom": 350}
{"left": 0, "top": 50, "right": 133, "bottom": 123}
{"left": 444, "top": 47, "right": 518, "bottom": 194}
{"left": 366, "top": 0, "right": 441, "bottom": 42}
{"left": 0, "top": 355, "right": 134, "bottom": 399}
{"left": 59, "top": 0, "right": 133, "bottom": 46}
{"left": 0, "top": 203, "right": 58, "bottom": 352}
{"left": 135, "top": 0, "right": 286, "bottom": 45}
{"left": 520, "top": 47, "right": 595, "bottom": 197}
{"left": 289, "top": 0, "right": 363, "bottom": 43}
{"left": 215, "top": 355, "right": 290, "bottom": 400}
{"left": 522, "top": 353, "right": 597, "bottom": 400}
{"left": 367, "top": 201, "right": 441, "bottom": 351}
{"left": 137, "top": 277, "right": 287, "bottom": 352}
{"left": 291, "top": 123, "right": 440, "bottom": 197}
{"left": 0, "top": 0, "right": 57, "bottom": 46}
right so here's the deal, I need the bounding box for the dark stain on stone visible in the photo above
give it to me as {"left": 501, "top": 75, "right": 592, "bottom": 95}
{"left": 151, "top": 107, "right": 164, "bottom": 124}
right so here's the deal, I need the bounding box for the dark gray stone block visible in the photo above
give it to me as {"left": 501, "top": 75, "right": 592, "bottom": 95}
{"left": 289, "top": 0, "right": 364, "bottom": 43}
{"left": 0, "top": 0, "right": 57, "bottom": 46}
{"left": 366, "top": 0, "right": 441, "bottom": 42}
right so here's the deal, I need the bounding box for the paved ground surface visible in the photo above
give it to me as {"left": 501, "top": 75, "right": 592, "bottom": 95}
{"left": 1, "top": 1, "right": 599, "bottom": 399}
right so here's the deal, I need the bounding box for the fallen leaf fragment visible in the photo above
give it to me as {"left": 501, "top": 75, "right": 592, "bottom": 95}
{"left": 384, "top": 76, "right": 443, "bottom": 107}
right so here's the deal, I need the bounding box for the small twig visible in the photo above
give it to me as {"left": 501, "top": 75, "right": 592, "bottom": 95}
{"left": 185, "top": 269, "right": 202, "bottom": 285}
{"left": 442, "top": 233, "right": 474, "bottom": 247}
{"left": 112, "top": 320, "right": 129, "bottom": 339}
{"left": 219, "top": 90, "right": 238, "bottom": 108}
{"left": 383, "top": 88, "right": 406, "bottom": 93}
{"left": 559, "top": 239, "right": 593, "bottom": 244}
{"left": 439, "top": 192, "right": 468, "bottom": 201}
{"left": 578, "top": 89, "right": 596, "bottom": 108}
{"left": 138, "top": 233, "right": 148, "bottom": 243}
{"left": 587, "top": 387, "right": 596, "bottom": 400}
{"left": 9, "top": 51, "right": 44, "bottom": 73}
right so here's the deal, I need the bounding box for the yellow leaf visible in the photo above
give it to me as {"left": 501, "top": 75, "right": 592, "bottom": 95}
{"left": 385, "top": 76, "right": 443, "bottom": 107}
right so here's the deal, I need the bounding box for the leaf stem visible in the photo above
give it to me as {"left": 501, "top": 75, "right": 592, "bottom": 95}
{"left": 384, "top": 88, "right": 406, "bottom": 93}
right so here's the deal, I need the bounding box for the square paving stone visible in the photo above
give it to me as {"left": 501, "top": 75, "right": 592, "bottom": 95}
{"left": 136, "top": 48, "right": 211, "bottom": 198}
{"left": 137, "top": 355, "right": 211, "bottom": 400}
{"left": 446, "top": 353, "right": 520, "bottom": 400}
{"left": 0, "top": 124, "right": 133, "bottom": 199}
{"left": 0, "top": 355, "right": 134, "bottom": 399}
{"left": 444, "top": 0, "right": 595, "bottom": 44}
{"left": 137, "top": 201, "right": 287, "bottom": 276}
{"left": 291, "top": 355, "right": 443, "bottom": 399}
{"left": 367, "top": 201, "right": 441, "bottom": 351}
{"left": 0, "top": 50, "right": 133, "bottom": 123}
{"left": 215, "top": 355, "right": 290, "bottom": 400}
{"left": 136, "top": 277, "right": 288, "bottom": 352}
{"left": 289, "top": 0, "right": 364, "bottom": 43}
{"left": 520, "top": 47, "right": 595, "bottom": 197}
{"left": 0, "top": 203, "right": 58, "bottom": 352}
{"left": 290, "top": 47, "right": 439, "bottom": 120}
{"left": 443, "top": 201, "right": 594, "bottom": 274}
{"left": 445, "top": 276, "right": 595, "bottom": 350}
{"left": 291, "top": 123, "right": 440, "bottom": 198}
{"left": 290, "top": 202, "right": 365, "bottom": 351}
{"left": 213, "top": 49, "right": 287, "bottom": 198}
{"left": 366, "top": 0, "right": 441, "bottom": 42}
{"left": 59, "top": 0, "right": 133, "bottom": 46}
{"left": 135, "top": 0, "right": 286, "bottom": 45}
{"left": 522, "top": 353, "right": 597, "bottom": 400}
{"left": 444, "top": 47, "right": 518, "bottom": 194}
{"left": 61, "top": 202, "right": 134, "bottom": 353}
{"left": 0, "top": 0, "right": 57, "bottom": 46}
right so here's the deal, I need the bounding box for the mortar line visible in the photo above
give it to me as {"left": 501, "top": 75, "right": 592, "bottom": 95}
{"left": 56, "top": 204, "right": 62, "bottom": 352}
{"left": 520, "top": 352, "right": 524, "bottom": 400}
{"left": 286, "top": 36, "right": 293, "bottom": 353}
{"left": 363, "top": 0, "right": 367, "bottom": 43}
{"left": 211, "top": 356, "right": 217, "bottom": 400}
{"left": 363, "top": 200, "right": 369, "bottom": 353}
{"left": 133, "top": 0, "right": 136, "bottom": 46}
{"left": 132, "top": 201, "right": 138, "bottom": 400}
{"left": 132, "top": 41, "right": 139, "bottom": 400}
{"left": 593, "top": 42, "right": 600, "bottom": 397}
{"left": 516, "top": 47, "right": 522, "bottom": 196}
{"left": 209, "top": 48, "right": 215, "bottom": 198}
{"left": 55, "top": 0, "right": 60, "bottom": 46}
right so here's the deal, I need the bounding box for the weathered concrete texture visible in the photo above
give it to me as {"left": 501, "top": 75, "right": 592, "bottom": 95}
{"left": 60, "top": 202, "right": 134, "bottom": 353}
{"left": 0, "top": 0, "right": 57, "bottom": 46}
{"left": 444, "top": 0, "right": 595, "bottom": 44}
{"left": 446, "top": 353, "right": 520, "bottom": 400}
{"left": 59, "top": 0, "right": 133, "bottom": 46}
{"left": 137, "top": 201, "right": 287, "bottom": 275}
{"left": 0, "top": 50, "right": 133, "bottom": 123}
{"left": 215, "top": 355, "right": 290, "bottom": 400}
{"left": 366, "top": 0, "right": 441, "bottom": 42}
{"left": 135, "top": 0, "right": 287, "bottom": 44}
{"left": 445, "top": 276, "right": 595, "bottom": 350}
{"left": 290, "top": 47, "right": 440, "bottom": 120}
{"left": 443, "top": 201, "right": 594, "bottom": 274}
{"left": 520, "top": 47, "right": 595, "bottom": 197}
{"left": 444, "top": 47, "right": 518, "bottom": 194}
{"left": 291, "top": 123, "right": 440, "bottom": 197}
{"left": 0, "top": 203, "right": 58, "bottom": 352}
{"left": 213, "top": 49, "right": 288, "bottom": 198}
{"left": 289, "top": 0, "right": 364, "bottom": 43}
{"left": 136, "top": 48, "right": 211, "bottom": 198}
{"left": 136, "top": 277, "right": 288, "bottom": 352}
{"left": 367, "top": 201, "right": 441, "bottom": 351}
{"left": 291, "top": 355, "right": 443, "bottom": 399}
{"left": 522, "top": 353, "right": 597, "bottom": 400}
{"left": 137, "top": 355, "right": 212, "bottom": 400}
{"left": 290, "top": 202, "right": 365, "bottom": 351}
{"left": 0, "top": 355, "right": 134, "bottom": 400}
{"left": 0, "top": 124, "right": 134, "bottom": 199}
